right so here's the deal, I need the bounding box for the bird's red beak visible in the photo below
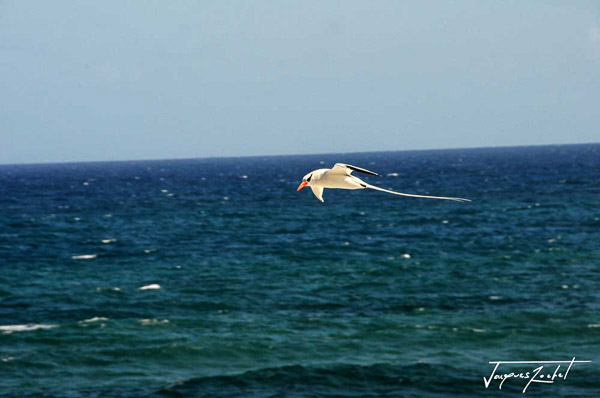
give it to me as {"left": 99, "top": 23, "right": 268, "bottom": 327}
{"left": 297, "top": 181, "right": 308, "bottom": 191}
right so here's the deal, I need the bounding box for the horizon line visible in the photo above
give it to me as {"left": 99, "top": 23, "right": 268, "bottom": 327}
{"left": 1, "top": 141, "right": 598, "bottom": 167}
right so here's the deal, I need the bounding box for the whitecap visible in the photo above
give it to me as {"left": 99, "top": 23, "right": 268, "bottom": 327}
{"left": 386, "top": 172, "right": 399, "bottom": 177}
{"left": 101, "top": 239, "right": 116, "bottom": 244}
{"left": 587, "top": 324, "right": 600, "bottom": 328}
{"left": 96, "top": 287, "right": 121, "bottom": 293}
{"left": 489, "top": 295, "right": 502, "bottom": 300}
{"left": 471, "top": 328, "right": 486, "bottom": 333}
{"left": 139, "top": 319, "right": 169, "bottom": 325}
{"left": 139, "top": 284, "right": 161, "bottom": 290}
{"left": 72, "top": 254, "right": 97, "bottom": 260}
{"left": 401, "top": 253, "right": 411, "bottom": 259}
{"left": 81, "top": 317, "right": 109, "bottom": 323}
{"left": 0, "top": 324, "right": 57, "bottom": 334}
{"left": 240, "top": 175, "right": 248, "bottom": 179}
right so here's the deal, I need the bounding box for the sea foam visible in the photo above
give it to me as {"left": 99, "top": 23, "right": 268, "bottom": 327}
{"left": 139, "top": 284, "right": 161, "bottom": 290}
{"left": 0, "top": 324, "right": 57, "bottom": 334}
{"left": 139, "top": 319, "right": 169, "bottom": 325}
{"left": 72, "top": 254, "right": 97, "bottom": 260}
{"left": 81, "top": 317, "right": 109, "bottom": 323}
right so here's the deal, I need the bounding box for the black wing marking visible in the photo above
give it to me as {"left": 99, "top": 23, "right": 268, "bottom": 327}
{"left": 343, "top": 164, "right": 381, "bottom": 177}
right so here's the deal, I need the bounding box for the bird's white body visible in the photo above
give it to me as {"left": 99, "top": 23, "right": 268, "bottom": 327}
{"left": 297, "top": 163, "right": 470, "bottom": 203}
{"left": 310, "top": 169, "right": 365, "bottom": 189}
{"left": 304, "top": 168, "right": 367, "bottom": 202}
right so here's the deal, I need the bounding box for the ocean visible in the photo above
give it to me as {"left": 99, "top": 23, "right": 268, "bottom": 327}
{"left": 0, "top": 144, "right": 598, "bottom": 397}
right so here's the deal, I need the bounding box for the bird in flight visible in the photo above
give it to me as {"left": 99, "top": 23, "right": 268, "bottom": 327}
{"left": 297, "top": 163, "right": 471, "bottom": 203}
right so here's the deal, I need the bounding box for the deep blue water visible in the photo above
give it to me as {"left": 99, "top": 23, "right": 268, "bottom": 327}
{"left": 0, "top": 144, "right": 599, "bottom": 397}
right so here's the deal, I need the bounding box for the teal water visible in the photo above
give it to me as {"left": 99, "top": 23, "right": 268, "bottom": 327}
{"left": 1, "top": 144, "right": 599, "bottom": 397}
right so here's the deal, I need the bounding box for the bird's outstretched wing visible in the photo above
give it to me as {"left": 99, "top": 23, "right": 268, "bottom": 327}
{"left": 329, "top": 163, "right": 381, "bottom": 177}
{"left": 366, "top": 184, "right": 471, "bottom": 202}
{"left": 310, "top": 185, "right": 324, "bottom": 202}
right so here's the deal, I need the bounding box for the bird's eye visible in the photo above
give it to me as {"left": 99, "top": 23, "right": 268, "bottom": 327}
{"left": 307, "top": 174, "right": 312, "bottom": 182}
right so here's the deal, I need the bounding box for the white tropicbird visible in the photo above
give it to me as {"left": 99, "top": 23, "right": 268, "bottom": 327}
{"left": 297, "top": 163, "right": 471, "bottom": 203}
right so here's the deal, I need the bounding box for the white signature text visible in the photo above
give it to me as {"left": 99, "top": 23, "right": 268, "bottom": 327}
{"left": 483, "top": 357, "right": 591, "bottom": 393}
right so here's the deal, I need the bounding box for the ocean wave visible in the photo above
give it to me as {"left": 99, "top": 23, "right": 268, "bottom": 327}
{"left": 71, "top": 254, "right": 97, "bottom": 260}
{"left": 96, "top": 287, "right": 122, "bottom": 293}
{"left": 80, "top": 317, "right": 109, "bottom": 323}
{"left": 139, "top": 284, "right": 161, "bottom": 290}
{"left": 157, "top": 362, "right": 483, "bottom": 398}
{"left": 139, "top": 319, "right": 169, "bottom": 326}
{"left": 0, "top": 324, "right": 58, "bottom": 334}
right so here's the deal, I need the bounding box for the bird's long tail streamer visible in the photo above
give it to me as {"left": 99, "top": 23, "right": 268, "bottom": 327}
{"left": 365, "top": 184, "right": 471, "bottom": 202}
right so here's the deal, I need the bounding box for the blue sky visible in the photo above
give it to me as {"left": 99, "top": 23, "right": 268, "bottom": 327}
{"left": 1, "top": 1, "right": 599, "bottom": 164}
